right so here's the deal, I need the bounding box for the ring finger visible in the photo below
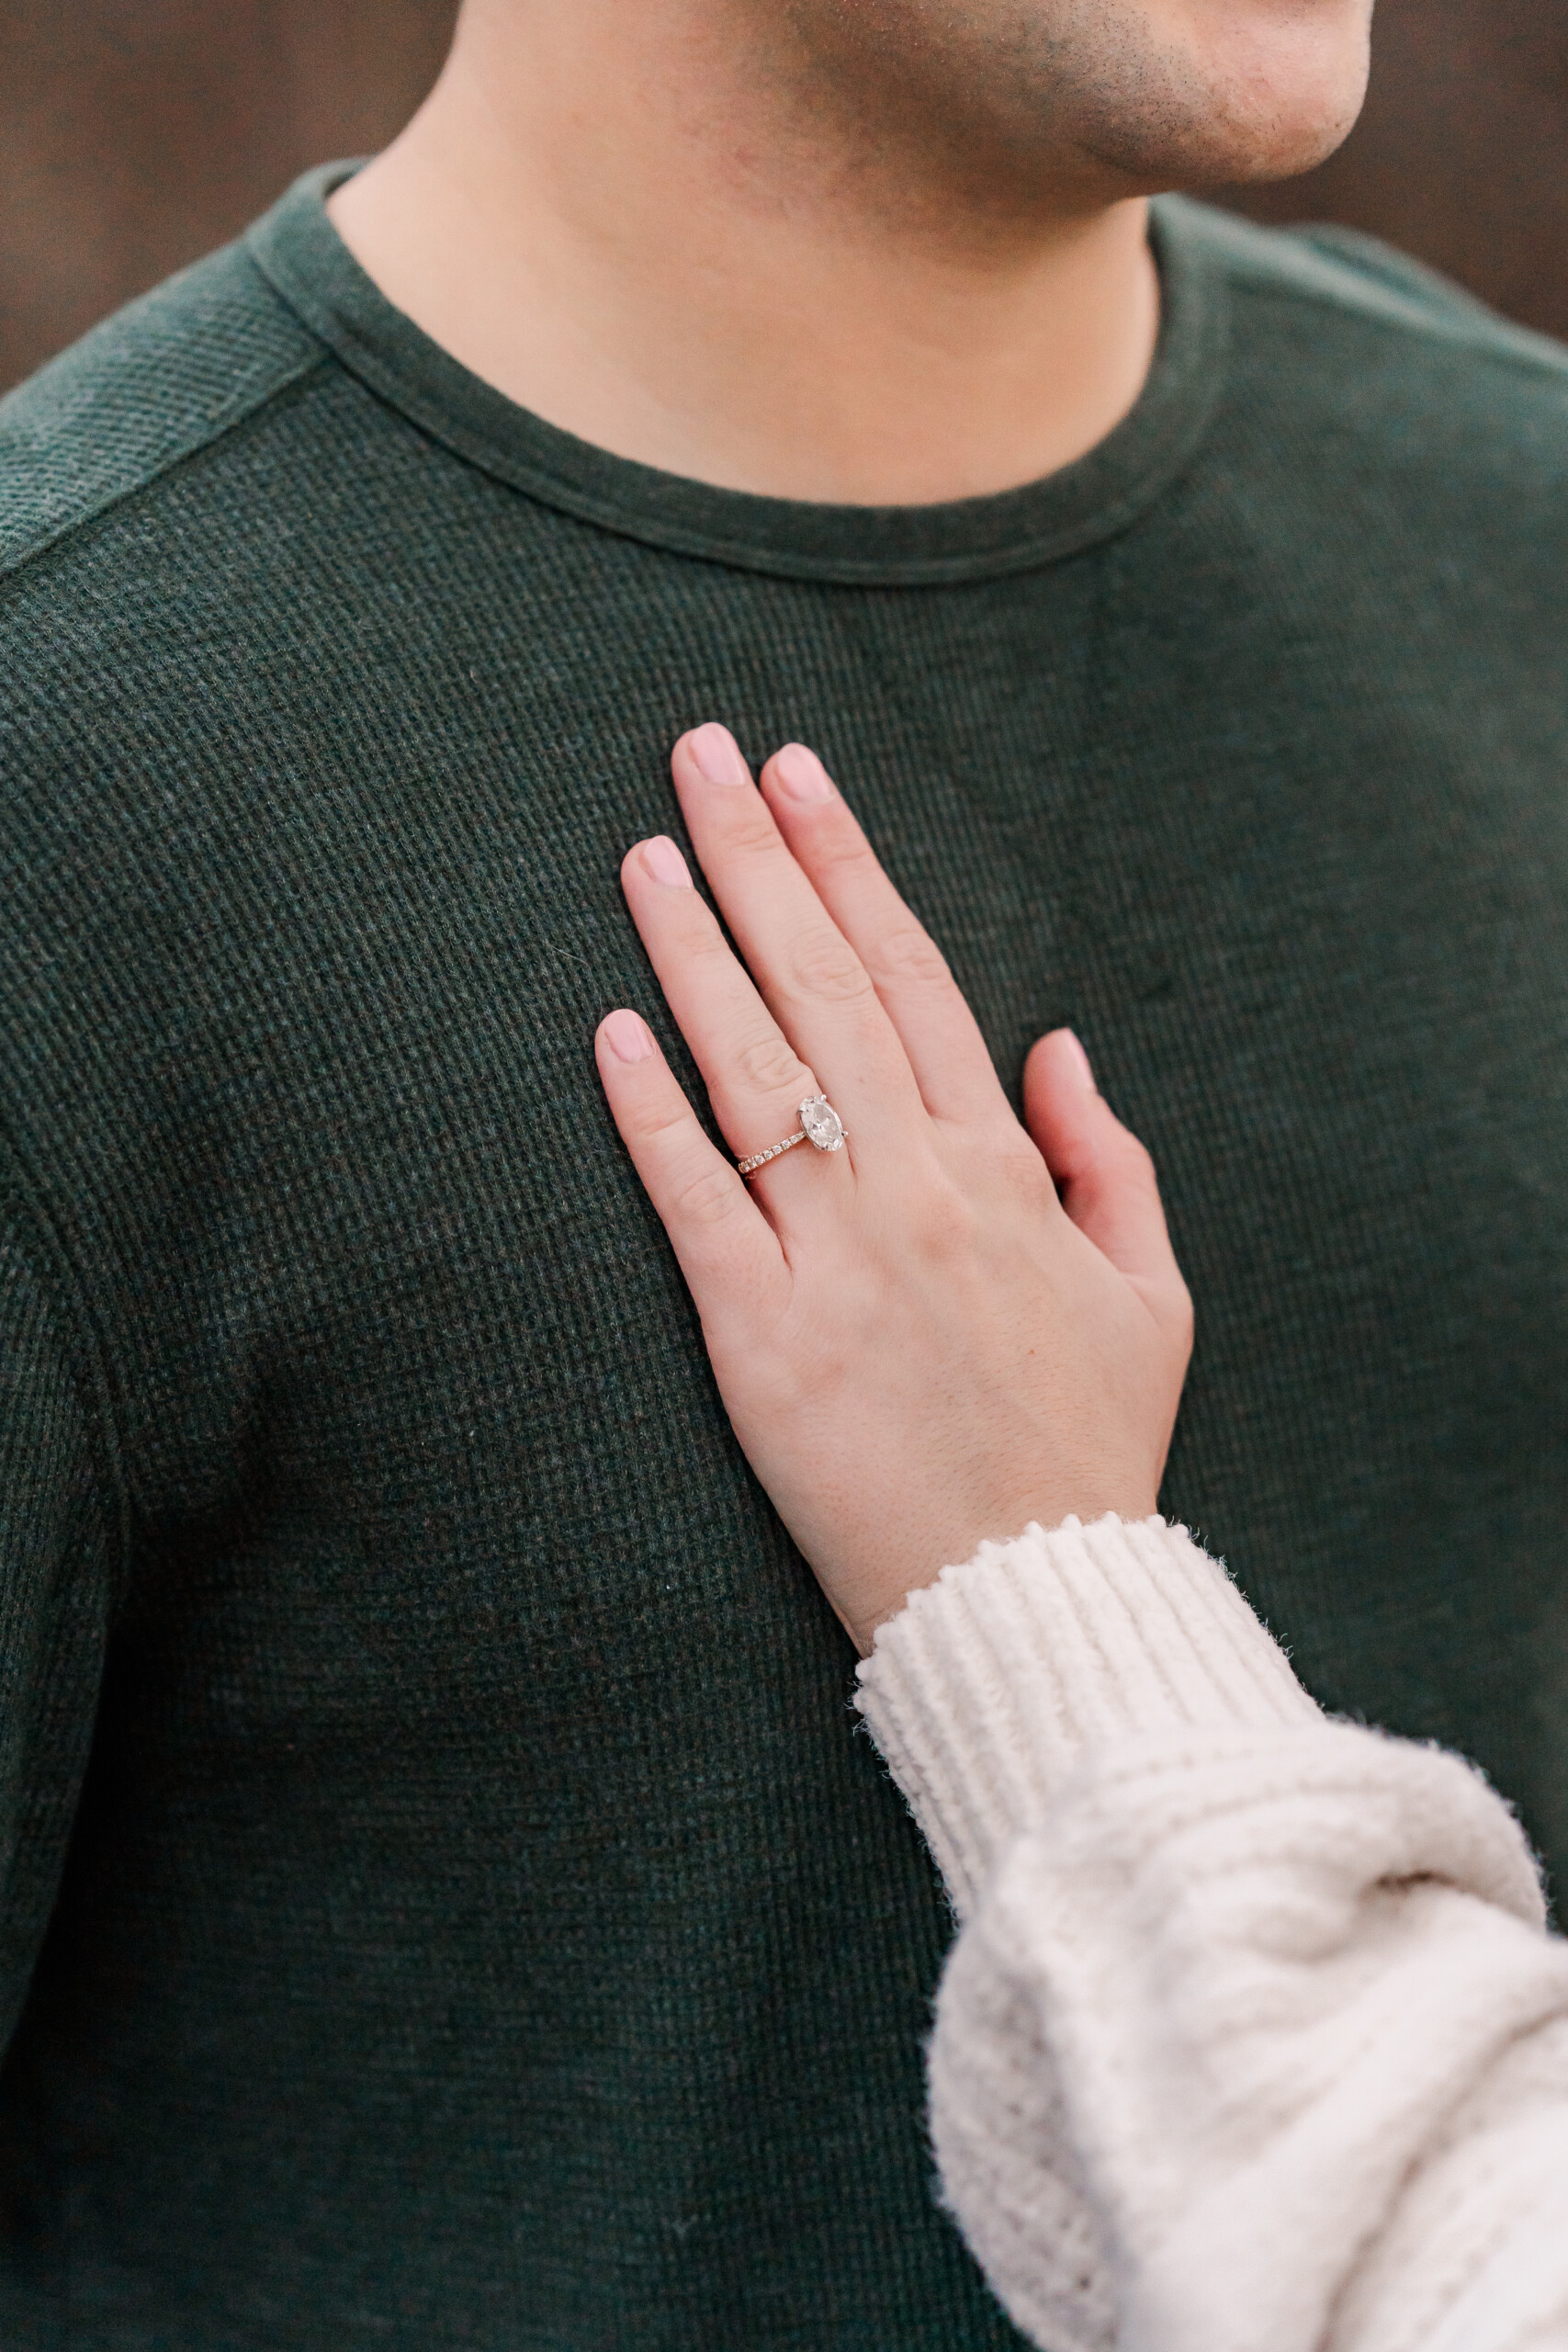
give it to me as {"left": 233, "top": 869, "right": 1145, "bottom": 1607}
{"left": 619, "top": 834, "right": 852, "bottom": 1216}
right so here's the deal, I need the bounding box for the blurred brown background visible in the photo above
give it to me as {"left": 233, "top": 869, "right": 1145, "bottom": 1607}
{"left": 2, "top": 0, "right": 1565, "bottom": 397}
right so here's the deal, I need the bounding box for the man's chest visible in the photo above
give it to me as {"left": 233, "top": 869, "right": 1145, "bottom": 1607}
{"left": 96, "top": 548, "right": 1568, "bottom": 1873}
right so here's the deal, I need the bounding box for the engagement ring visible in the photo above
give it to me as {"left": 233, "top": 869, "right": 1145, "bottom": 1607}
{"left": 738, "top": 1094, "right": 847, "bottom": 1178}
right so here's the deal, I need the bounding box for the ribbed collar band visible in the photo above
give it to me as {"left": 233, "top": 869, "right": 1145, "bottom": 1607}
{"left": 247, "top": 164, "right": 1226, "bottom": 587}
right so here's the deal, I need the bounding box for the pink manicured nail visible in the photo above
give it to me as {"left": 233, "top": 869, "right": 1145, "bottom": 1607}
{"left": 1061, "top": 1030, "right": 1096, "bottom": 1091}
{"left": 687, "top": 722, "right": 750, "bottom": 786}
{"left": 772, "top": 743, "right": 833, "bottom": 805}
{"left": 640, "top": 835, "right": 692, "bottom": 887}
{"left": 603, "top": 1009, "right": 655, "bottom": 1064}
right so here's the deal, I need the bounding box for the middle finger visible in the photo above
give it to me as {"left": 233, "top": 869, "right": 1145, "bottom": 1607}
{"left": 668, "top": 724, "right": 922, "bottom": 1144}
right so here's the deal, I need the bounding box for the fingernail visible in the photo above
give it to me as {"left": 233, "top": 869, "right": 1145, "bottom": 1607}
{"left": 640, "top": 835, "right": 692, "bottom": 887}
{"left": 773, "top": 742, "right": 833, "bottom": 805}
{"left": 1061, "top": 1030, "right": 1097, "bottom": 1091}
{"left": 603, "top": 1009, "right": 655, "bottom": 1063}
{"left": 688, "top": 722, "right": 750, "bottom": 786}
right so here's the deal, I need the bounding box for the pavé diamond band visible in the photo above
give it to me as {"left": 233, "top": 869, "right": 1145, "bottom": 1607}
{"left": 738, "top": 1093, "right": 848, "bottom": 1178}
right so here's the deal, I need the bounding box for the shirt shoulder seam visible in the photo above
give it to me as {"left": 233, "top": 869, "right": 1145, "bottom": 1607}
{"left": 1230, "top": 266, "right": 1568, "bottom": 386}
{"left": 0, "top": 345, "right": 333, "bottom": 593}
{"left": 1156, "top": 198, "right": 1568, "bottom": 388}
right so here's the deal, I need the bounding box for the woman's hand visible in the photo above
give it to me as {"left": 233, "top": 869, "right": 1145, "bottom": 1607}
{"left": 596, "top": 723, "right": 1193, "bottom": 1655}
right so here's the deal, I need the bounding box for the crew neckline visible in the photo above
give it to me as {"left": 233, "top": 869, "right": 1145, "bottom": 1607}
{"left": 247, "top": 164, "right": 1226, "bottom": 588}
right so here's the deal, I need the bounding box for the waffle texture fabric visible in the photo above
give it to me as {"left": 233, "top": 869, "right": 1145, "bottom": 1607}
{"left": 858, "top": 1518, "right": 1568, "bottom": 2352}
{"left": 3, "top": 164, "right": 1568, "bottom": 2347}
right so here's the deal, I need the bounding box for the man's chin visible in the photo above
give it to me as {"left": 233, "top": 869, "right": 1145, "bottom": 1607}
{"left": 1095, "top": 6, "right": 1374, "bottom": 190}
{"left": 1071, "top": 64, "right": 1371, "bottom": 195}
{"left": 798, "top": 0, "right": 1373, "bottom": 211}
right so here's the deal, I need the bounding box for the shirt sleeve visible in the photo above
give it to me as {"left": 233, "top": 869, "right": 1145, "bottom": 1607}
{"left": 855, "top": 1516, "right": 1568, "bottom": 2352}
{"left": 0, "top": 1178, "right": 122, "bottom": 2053}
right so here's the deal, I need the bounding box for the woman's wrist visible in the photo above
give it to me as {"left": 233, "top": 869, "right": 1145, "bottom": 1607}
{"left": 854, "top": 1513, "right": 1319, "bottom": 1916}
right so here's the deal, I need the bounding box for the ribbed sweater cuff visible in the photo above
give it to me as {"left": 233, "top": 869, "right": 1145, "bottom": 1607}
{"left": 854, "top": 1514, "right": 1320, "bottom": 1917}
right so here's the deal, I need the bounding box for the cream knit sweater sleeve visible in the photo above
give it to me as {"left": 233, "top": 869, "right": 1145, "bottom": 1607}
{"left": 854, "top": 1517, "right": 1568, "bottom": 2352}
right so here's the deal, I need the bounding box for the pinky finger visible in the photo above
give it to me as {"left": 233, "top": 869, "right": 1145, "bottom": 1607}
{"left": 595, "top": 1009, "right": 786, "bottom": 1310}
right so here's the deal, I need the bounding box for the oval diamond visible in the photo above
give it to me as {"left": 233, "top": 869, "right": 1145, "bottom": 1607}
{"left": 799, "top": 1094, "right": 845, "bottom": 1151}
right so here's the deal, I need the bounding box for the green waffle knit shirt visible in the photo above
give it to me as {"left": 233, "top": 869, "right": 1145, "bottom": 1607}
{"left": 3, "top": 165, "right": 1568, "bottom": 2350}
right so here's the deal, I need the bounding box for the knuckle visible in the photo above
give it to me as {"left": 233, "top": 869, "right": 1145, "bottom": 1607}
{"left": 671, "top": 1161, "right": 744, "bottom": 1230}
{"left": 783, "top": 930, "right": 873, "bottom": 1007}
{"left": 683, "top": 919, "right": 738, "bottom": 966}
{"left": 868, "top": 922, "right": 953, "bottom": 991}
{"left": 992, "top": 1136, "right": 1055, "bottom": 1209}
{"left": 910, "top": 1177, "right": 982, "bottom": 1264}
{"left": 733, "top": 1025, "right": 811, "bottom": 1097}
{"left": 808, "top": 826, "right": 877, "bottom": 876}
{"left": 716, "top": 804, "right": 784, "bottom": 862}
{"left": 637, "top": 1098, "right": 696, "bottom": 1148}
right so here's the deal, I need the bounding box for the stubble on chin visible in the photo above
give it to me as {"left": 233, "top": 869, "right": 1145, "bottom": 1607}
{"left": 760, "top": 0, "right": 1372, "bottom": 207}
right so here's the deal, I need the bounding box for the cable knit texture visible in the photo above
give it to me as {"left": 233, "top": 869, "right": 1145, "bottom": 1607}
{"left": 857, "top": 1519, "right": 1568, "bottom": 2352}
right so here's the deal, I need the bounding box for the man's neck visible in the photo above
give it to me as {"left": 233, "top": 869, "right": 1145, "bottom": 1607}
{"left": 329, "top": 0, "right": 1160, "bottom": 506}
